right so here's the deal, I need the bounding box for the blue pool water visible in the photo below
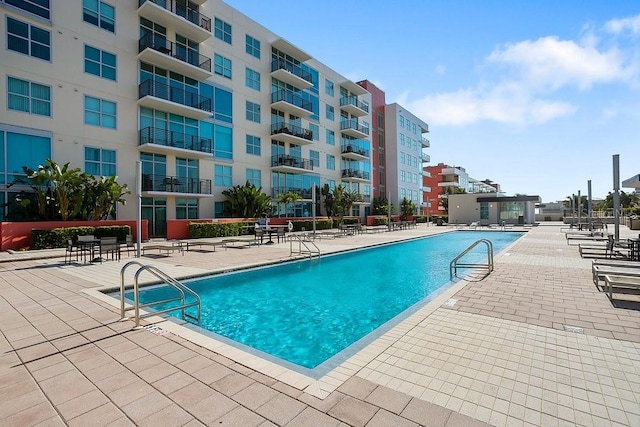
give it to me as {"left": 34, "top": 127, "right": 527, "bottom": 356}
{"left": 123, "top": 231, "right": 523, "bottom": 373}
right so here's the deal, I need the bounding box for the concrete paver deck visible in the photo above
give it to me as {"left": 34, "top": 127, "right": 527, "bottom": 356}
{"left": 0, "top": 223, "right": 638, "bottom": 426}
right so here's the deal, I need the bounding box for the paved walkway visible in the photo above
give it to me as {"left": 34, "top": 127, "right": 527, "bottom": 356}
{"left": 0, "top": 223, "right": 638, "bottom": 426}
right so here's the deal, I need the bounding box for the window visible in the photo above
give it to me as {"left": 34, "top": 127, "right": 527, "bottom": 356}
{"left": 176, "top": 198, "right": 198, "bottom": 219}
{"left": 246, "top": 168, "right": 261, "bottom": 187}
{"left": 400, "top": 152, "right": 405, "bottom": 164}
{"left": 245, "top": 34, "right": 260, "bottom": 58}
{"left": 214, "top": 125, "right": 232, "bottom": 159}
{"left": 214, "top": 54, "right": 232, "bottom": 79}
{"left": 85, "top": 147, "right": 116, "bottom": 176}
{"left": 400, "top": 170, "right": 406, "bottom": 182}
{"left": 7, "top": 77, "right": 50, "bottom": 116}
{"left": 1, "top": 128, "right": 51, "bottom": 185}
{"left": 246, "top": 135, "right": 261, "bottom": 155}
{"left": 326, "top": 104, "right": 334, "bottom": 121}
{"left": 214, "top": 164, "right": 232, "bottom": 187}
{"left": 326, "top": 129, "right": 335, "bottom": 145}
{"left": 326, "top": 154, "right": 335, "bottom": 170}
{"left": 325, "top": 79, "right": 334, "bottom": 96}
{"left": 310, "top": 150, "right": 319, "bottom": 168}
{"left": 246, "top": 101, "right": 260, "bottom": 123}
{"left": 214, "top": 17, "right": 231, "bottom": 44}
{"left": 400, "top": 134, "right": 405, "bottom": 146}
{"left": 245, "top": 67, "right": 260, "bottom": 91}
{"left": 84, "top": 45, "right": 116, "bottom": 80}
{"left": 7, "top": 17, "right": 50, "bottom": 61}
{"left": 84, "top": 95, "right": 116, "bottom": 128}
{"left": 5, "top": 0, "right": 50, "bottom": 19}
{"left": 309, "top": 123, "right": 319, "bottom": 141}
{"left": 83, "top": 0, "right": 115, "bottom": 32}
{"left": 399, "top": 115, "right": 404, "bottom": 128}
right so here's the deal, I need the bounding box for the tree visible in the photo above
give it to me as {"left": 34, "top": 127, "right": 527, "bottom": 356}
{"left": 222, "top": 181, "right": 272, "bottom": 218}
{"left": 277, "top": 191, "right": 302, "bottom": 217}
{"left": 321, "top": 184, "right": 361, "bottom": 224}
{"left": 400, "top": 197, "right": 417, "bottom": 219}
{"left": 372, "top": 197, "right": 389, "bottom": 215}
{"left": 440, "top": 187, "right": 466, "bottom": 211}
{"left": 89, "top": 176, "right": 131, "bottom": 220}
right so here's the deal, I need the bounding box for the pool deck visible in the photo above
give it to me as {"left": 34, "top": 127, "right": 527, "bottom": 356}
{"left": 0, "top": 223, "right": 638, "bottom": 426}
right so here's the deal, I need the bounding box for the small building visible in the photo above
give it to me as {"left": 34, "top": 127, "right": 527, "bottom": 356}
{"left": 447, "top": 193, "right": 541, "bottom": 225}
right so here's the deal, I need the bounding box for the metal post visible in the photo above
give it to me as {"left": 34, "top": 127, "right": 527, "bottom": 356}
{"left": 136, "top": 161, "right": 142, "bottom": 258}
{"left": 577, "top": 190, "right": 581, "bottom": 227}
{"left": 388, "top": 191, "right": 392, "bottom": 231}
{"left": 312, "top": 183, "right": 316, "bottom": 234}
{"left": 587, "top": 180, "right": 592, "bottom": 230}
{"left": 613, "top": 154, "right": 620, "bottom": 241}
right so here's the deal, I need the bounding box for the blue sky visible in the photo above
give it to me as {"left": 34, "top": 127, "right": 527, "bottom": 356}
{"left": 225, "top": 1, "right": 640, "bottom": 202}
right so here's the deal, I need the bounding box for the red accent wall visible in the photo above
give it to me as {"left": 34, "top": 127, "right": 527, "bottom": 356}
{"left": 422, "top": 164, "right": 448, "bottom": 214}
{"left": 0, "top": 220, "right": 148, "bottom": 251}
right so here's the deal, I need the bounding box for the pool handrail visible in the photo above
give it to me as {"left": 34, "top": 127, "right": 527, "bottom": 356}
{"left": 450, "top": 238, "right": 494, "bottom": 280}
{"left": 289, "top": 233, "right": 320, "bottom": 258}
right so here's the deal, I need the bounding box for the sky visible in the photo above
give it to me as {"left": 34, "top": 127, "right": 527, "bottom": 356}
{"left": 224, "top": 0, "right": 640, "bottom": 203}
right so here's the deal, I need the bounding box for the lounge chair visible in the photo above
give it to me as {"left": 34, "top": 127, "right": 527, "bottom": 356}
{"left": 592, "top": 264, "right": 640, "bottom": 286}
{"left": 603, "top": 274, "right": 640, "bottom": 300}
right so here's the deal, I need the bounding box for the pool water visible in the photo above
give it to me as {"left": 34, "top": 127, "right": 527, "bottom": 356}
{"left": 123, "top": 231, "right": 523, "bottom": 373}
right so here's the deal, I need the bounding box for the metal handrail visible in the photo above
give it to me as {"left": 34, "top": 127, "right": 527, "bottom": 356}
{"left": 119, "top": 261, "right": 201, "bottom": 327}
{"left": 449, "top": 239, "right": 494, "bottom": 279}
{"left": 289, "top": 234, "right": 320, "bottom": 259}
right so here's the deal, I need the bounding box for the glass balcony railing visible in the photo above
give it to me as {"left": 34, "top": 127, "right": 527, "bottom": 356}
{"left": 270, "top": 155, "right": 314, "bottom": 171}
{"left": 141, "top": 174, "right": 212, "bottom": 194}
{"left": 271, "top": 187, "right": 315, "bottom": 199}
{"left": 138, "top": 127, "right": 212, "bottom": 154}
{"left": 340, "top": 96, "right": 369, "bottom": 113}
{"left": 138, "top": 79, "right": 212, "bottom": 112}
{"left": 271, "top": 59, "right": 313, "bottom": 84}
{"left": 341, "top": 141, "right": 370, "bottom": 157}
{"left": 340, "top": 119, "right": 370, "bottom": 136}
{"left": 271, "top": 122, "right": 313, "bottom": 141}
{"left": 341, "top": 169, "right": 370, "bottom": 180}
{"left": 138, "top": 0, "right": 211, "bottom": 31}
{"left": 139, "top": 33, "right": 211, "bottom": 73}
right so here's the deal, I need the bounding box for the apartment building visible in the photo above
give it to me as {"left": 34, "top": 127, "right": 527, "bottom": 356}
{"left": 0, "top": 0, "right": 372, "bottom": 236}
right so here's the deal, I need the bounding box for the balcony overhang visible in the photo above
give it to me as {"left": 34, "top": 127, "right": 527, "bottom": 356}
{"left": 271, "top": 100, "right": 313, "bottom": 117}
{"left": 341, "top": 128, "right": 368, "bottom": 139}
{"left": 137, "top": 96, "right": 211, "bottom": 120}
{"left": 342, "top": 176, "right": 369, "bottom": 183}
{"left": 271, "top": 38, "right": 311, "bottom": 61}
{"left": 137, "top": 49, "right": 212, "bottom": 81}
{"left": 340, "top": 103, "right": 368, "bottom": 117}
{"left": 341, "top": 151, "right": 368, "bottom": 161}
{"left": 190, "top": 0, "right": 206, "bottom": 5}
{"left": 271, "top": 165, "right": 319, "bottom": 175}
{"left": 340, "top": 80, "right": 368, "bottom": 96}
{"left": 271, "top": 68, "right": 313, "bottom": 89}
{"left": 142, "top": 190, "right": 214, "bottom": 198}
{"left": 138, "top": 1, "right": 210, "bottom": 43}
{"left": 622, "top": 174, "right": 640, "bottom": 189}
{"left": 271, "top": 132, "right": 313, "bottom": 146}
{"left": 137, "top": 143, "right": 212, "bottom": 159}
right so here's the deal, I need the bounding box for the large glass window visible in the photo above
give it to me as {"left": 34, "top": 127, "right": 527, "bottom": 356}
{"left": 85, "top": 147, "right": 116, "bottom": 176}
{"left": 83, "top": 0, "right": 115, "bottom": 32}
{"left": 246, "top": 135, "right": 260, "bottom": 155}
{"left": 325, "top": 79, "right": 334, "bottom": 96}
{"left": 5, "top": 0, "right": 50, "bottom": 19}
{"left": 84, "top": 95, "right": 116, "bottom": 128}
{"left": 499, "top": 202, "right": 525, "bottom": 221}
{"left": 326, "top": 104, "right": 334, "bottom": 121}
{"left": 245, "top": 34, "right": 260, "bottom": 58}
{"left": 310, "top": 150, "right": 319, "bottom": 168}
{"left": 7, "top": 17, "right": 50, "bottom": 61}
{"left": 214, "top": 53, "right": 232, "bottom": 79}
{"left": 176, "top": 198, "right": 198, "bottom": 219}
{"left": 246, "top": 101, "right": 260, "bottom": 123}
{"left": 480, "top": 202, "right": 489, "bottom": 220}
{"left": 326, "top": 129, "right": 335, "bottom": 145}
{"left": 326, "top": 154, "right": 335, "bottom": 170}
{"left": 84, "top": 45, "right": 116, "bottom": 80}
{"left": 246, "top": 168, "right": 261, "bottom": 187}
{"left": 214, "top": 164, "right": 232, "bottom": 187}
{"left": 4, "top": 130, "right": 51, "bottom": 184}
{"left": 214, "top": 125, "right": 232, "bottom": 159}
{"left": 214, "top": 17, "right": 231, "bottom": 44}
{"left": 7, "top": 77, "right": 50, "bottom": 116}
{"left": 245, "top": 67, "right": 260, "bottom": 91}
{"left": 309, "top": 123, "right": 319, "bottom": 141}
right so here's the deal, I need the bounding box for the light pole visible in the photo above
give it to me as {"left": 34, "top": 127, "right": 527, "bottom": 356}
{"left": 426, "top": 197, "right": 431, "bottom": 226}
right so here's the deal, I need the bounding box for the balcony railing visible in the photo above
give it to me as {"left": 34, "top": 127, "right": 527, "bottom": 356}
{"left": 141, "top": 174, "right": 212, "bottom": 194}
{"left": 341, "top": 169, "right": 370, "bottom": 180}
{"left": 271, "top": 59, "right": 313, "bottom": 84}
{"left": 341, "top": 142, "right": 370, "bottom": 157}
{"left": 271, "top": 187, "right": 315, "bottom": 199}
{"left": 271, "top": 155, "right": 314, "bottom": 171}
{"left": 340, "top": 119, "right": 370, "bottom": 136}
{"left": 139, "top": 33, "right": 211, "bottom": 72}
{"left": 139, "top": 79, "right": 212, "bottom": 112}
{"left": 340, "top": 96, "right": 369, "bottom": 113}
{"left": 139, "top": 127, "right": 212, "bottom": 154}
{"left": 271, "top": 89, "right": 313, "bottom": 112}
{"left": 421, "top": 137, "right": 430, "bottom": 147}
{"left": 138, "top": 0, "right": 211, "bottom": 31}
{"left": 271, "top": 122, "right": 313, "bottom": 141}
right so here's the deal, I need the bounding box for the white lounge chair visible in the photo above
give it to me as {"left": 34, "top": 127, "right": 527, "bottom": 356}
{"left": 603, "top": 275, "right": 640, "bottom": 300}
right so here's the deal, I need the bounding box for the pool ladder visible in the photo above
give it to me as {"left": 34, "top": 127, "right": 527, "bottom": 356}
{"left": 289, "top": 233, "right": 321, "bottom": 259}
{"left": 450, "top": 239, "right": 494, "bottom": 280}
{"left": 119, "top": 260, "right": 201, "bottom": 328}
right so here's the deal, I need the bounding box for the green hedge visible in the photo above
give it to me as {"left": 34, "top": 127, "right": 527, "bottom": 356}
{"left": 288, "top": 219, "right": 333, "bottom": 231}
{"left": 188, "top": 221, "right": 257, "bottom": 238}
{"left": 30, "top": 225, "right": 131, "bottom": 249}
{"left": 372, "top": 217, "right": 388, "bottom": 226}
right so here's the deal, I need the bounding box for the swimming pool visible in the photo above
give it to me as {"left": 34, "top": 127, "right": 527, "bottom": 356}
{"left": 121, "top": 231, "right": 523, "bottom": 374}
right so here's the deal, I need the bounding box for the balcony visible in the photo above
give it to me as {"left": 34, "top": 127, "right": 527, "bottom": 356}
{"left": 340, "top": 119, "right": 369, "bottom": 139}
{"left": 341, "top": 169, "right": 370, "bottom": 183}
{"left": 138, "top": 33, "right": 212, "bottom": 81}
{"left": 271, "top": 155, "right": 317, "bottom": 174}
{"left": 421, "top": 137, "right": 430, "bottom": 148}
{"left": 421, "top": 152, "right": 431, "bottom": 163}
{"left": 271, "top": 90, "right": 313, "bottom": 117}
{"left": 271, "top": 186, "right": 314, "bottom": 200}
{"left": 354, "top": 194, "right": 371, "bottom": 204}
{"left": 271, "top": 59, "right": 313, "bottom": 89}
{"left": 422, "top": 186, "right": 431, "bottom": 193}
{"left": 138, "top": 0, "right": 211, "bottom": 43}
{"left": 341, "top": 141, "right": 370, "bottom": 160}
{"left": 138, "top": 79, "right": 212, "bottom": 120}
{"left": 138, "top": 126, "right": 212, "bottom": 158}
{"left": 340, "top": 96, "right": 369, "bottom": 117}
{"left": 271, "top": 122, "right": 314, "bottom": 146}
{"left": 141, "top": 174, "right": 212, "bottom": 196}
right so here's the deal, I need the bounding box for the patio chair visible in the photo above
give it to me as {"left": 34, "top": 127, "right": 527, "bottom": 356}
{"left": 276, "top": 227, "right": 286, "bottom": 243}
{"left": 124, "top": 234, "right": 135, "bottom": 256}
{"left": 254, "top": 225, "right": 264, "bottom": 245}
{"left": 99, "top": 236, "right": 120, "bottom": 262}
{"left": 64, "top": 239, "right": 78, "bottom": 264}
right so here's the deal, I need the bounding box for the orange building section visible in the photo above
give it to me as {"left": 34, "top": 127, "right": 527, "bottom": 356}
{"left": 422, "top": 163, "right": 448, "bottom": 214}
{"left": 357, "top": 80, "right": 386, "bottom": 199}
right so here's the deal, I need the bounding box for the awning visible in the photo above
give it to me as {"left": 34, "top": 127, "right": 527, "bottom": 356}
{"left": 622, "top": 174, "right": 640, "bottom": 189}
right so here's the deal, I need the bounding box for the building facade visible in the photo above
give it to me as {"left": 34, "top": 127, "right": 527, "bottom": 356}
{"left": 0, "top": 0, "right": 373, "bottom": 236}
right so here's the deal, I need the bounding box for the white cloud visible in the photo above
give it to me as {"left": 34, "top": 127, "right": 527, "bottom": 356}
{"left": 605, "top": 14, "right": 640, "bottom": 35}
{"left": 487, "top": 36, "right": 630, "bottom": 90}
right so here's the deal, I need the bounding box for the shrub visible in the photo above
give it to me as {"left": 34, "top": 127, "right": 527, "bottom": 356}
{"left": 189, "top": 222, "right": 249, "bottom": 238}
{"left": 29, "top": 225, "right": 130, "bottom": 249}
{"left": 372, "top": 217, "right": 388, "bottom": 226}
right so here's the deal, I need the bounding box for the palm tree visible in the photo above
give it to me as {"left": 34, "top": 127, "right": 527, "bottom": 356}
{"left": 277, "top": 191, "right": 302, "bottom": 217}
{"left": 222, "top": 181, "right": 271, "bottom": 218}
